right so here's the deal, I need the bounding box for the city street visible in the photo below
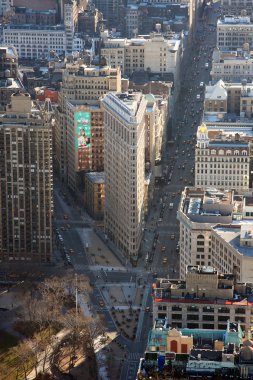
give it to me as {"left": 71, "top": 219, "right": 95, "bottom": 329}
{"left": 52, "top": 4, "right": 219, "bottom": 380}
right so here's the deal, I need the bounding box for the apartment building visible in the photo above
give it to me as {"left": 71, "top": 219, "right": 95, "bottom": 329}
{"left": 0, "top": 46, "right": 24, "bottom": 111}
{"left": 102, "top": 92, "right": 147, "bottom": 261}
{"left": 204, "top": 79, "right": 253, "bottom": 118}
{"left": 59, "top": 64, "right": 121, "bottom": 105}
{"left": 195, "top": 123, "right": 250, "bottom": 192}
{"left": 177, "top": 186, "right": 234, "bottom": 278}
{"left": 211, "top": 223, "right": 253, "bottom": 283}
{"left": 211, "top": 48, "right": 253, "bottom": 83}
{"left": 77, "top": 4, "right": 102, "bottom": 35}
{"left": 204, "top": 79, "right": 228, "bottom": 115}
{"left": 0, "top": 92, "right": 53, "bottom": 262}
{"left": 177, "top": 186, "right": 253, "bottom": 279}
{"left": 55, "top": 63, "right": 121, "bottom": 189}
{"left": 3, "top": 24, "right": 66, "bottom": 59}
{"left": 12, "top": 7, "right": 57, "bottom": 25}
{"left": 217, "top": 16, "right": 253, "bottom": 51}
{"left": 101, "top": 32, "right": 182, "bottom": 86}
{"left": 220, "top": 0, "right": 253, "bottom": 19}
{"left": 153, "top": 266, "right": 253, "bottom": 331}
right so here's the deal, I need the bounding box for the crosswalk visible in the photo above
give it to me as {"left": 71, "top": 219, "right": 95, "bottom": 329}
{"left": 73, "top": 263, "right": 89, "bottom": 271}
{"left": 128, "top": 353, "right": 143, "bottom": 362}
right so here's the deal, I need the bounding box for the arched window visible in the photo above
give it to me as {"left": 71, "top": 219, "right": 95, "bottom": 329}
{"left": 234, "top": 150, "right": 239, "bottom": 156}
{"left": 197, "top": 235, "right": 204, "bottom": 239}
{"left": 211, "top": 149, "right": 216, "bottom": 155}
{"left": 226, "top": 150, "right": 232, "bottom": 155}
{"left": 242, "top": 150, "right": 247, "bottom": 156}
{"left": 218, "top": 149, "right": 224, "bottom": 155}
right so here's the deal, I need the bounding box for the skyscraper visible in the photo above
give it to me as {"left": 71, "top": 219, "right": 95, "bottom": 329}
{"left": 102, "top": 92, "right": 147, "bottom": 262}
{"left": 93, "top": 0, "right": 123, "bottom": 29}
{"left": 0, "top": 92, "right": 53, "bottom": 263}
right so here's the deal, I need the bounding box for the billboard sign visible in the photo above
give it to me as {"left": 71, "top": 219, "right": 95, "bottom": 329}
{"left": 74, "top": 111, "right": 91, "bottom": 171}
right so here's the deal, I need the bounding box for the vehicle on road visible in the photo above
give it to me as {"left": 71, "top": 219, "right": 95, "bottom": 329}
{"left": 170, "top": 234, "right": 175, "bottom": 240}
{"left": 161, "top": 246, "right": 166, "bottom": 252}
{"left": 205, "top": 62, "right": 209, "bottom": 69}
{"left": 169, "top": 203, "right": 174, "bottom": 210}
{"left": 196, "top": 94, "right": 200, "bottom": 100}
{"left": 162, "top": 258, "right": 168, "bottom": 264}
{"left": 200, "top": 82, "right": 204, "bottom": 87}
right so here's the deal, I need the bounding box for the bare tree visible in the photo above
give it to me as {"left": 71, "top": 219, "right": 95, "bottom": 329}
{"left": 11, "top": 340, "right": 35, "bottom": 380}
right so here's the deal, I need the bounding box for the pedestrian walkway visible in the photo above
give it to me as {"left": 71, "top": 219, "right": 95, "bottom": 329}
{"left": 128, "top": 353, "right": 143, "bottom": 362}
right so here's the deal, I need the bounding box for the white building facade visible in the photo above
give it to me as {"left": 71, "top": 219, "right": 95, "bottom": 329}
{"left": 3, "top": 25, "right": 66, "bottom": 59}
{"left": 217, "top": 16, "right": 253, "bottom": 51}
{"left": 101, "top": 32, "right": 182, "bottom": 85}
{"left": 102, "top": 92, "right": 147, "bottom": 261}
{"left": 195, "top": 123, "right": 250, "bottom": 192}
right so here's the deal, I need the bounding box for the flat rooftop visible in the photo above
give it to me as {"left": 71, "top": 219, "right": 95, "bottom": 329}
{"left": 85, "top": 172, "right": 104, "bottom": 184}
{"left": 208, "top": 141, "right": 248, "bottom": 148}
{"left": 218, "top": 16, "right": 251, "bottom": 25}
{"left": 213, "top": 225, "right": 253, "bottom": 257}
{"left": 207, "top": 126, "right": 253, "bottom": 139}
{"left": 67, "top": 99, "right": 101, "bottom": 110}
{"left": 4, "top": 24, "right": 65, "bottom": 31}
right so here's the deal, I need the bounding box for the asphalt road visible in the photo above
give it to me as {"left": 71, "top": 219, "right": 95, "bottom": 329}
{"left": 119, "top": 4, "right": 219, "bottom": 379}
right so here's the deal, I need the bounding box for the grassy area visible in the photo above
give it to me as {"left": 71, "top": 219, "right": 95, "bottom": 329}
{"left": 0, "top": 329, "right": 19, "bottom": 353}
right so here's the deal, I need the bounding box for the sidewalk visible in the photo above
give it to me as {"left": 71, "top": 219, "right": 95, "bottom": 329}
{"left": 27, "top": 329, "right": 69, "bottom": 380}
{"left": 95, "top": 229, "right": 132, "bottom": 268}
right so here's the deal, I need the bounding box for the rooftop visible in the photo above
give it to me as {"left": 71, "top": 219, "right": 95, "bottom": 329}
{"left": 102, "top": 91, "right": 146, "bottom": 125}
{"left": 179, "top": 187, "right": 235, "bottom": 224}
{"left": 218, "top": 16, "right": 251, "bottom": 25}
{"left": 3, "top": 24, "right": 65, "bottom": 31}
{"left": 212, "top": 224, "right": 253, "bottom": 257}
{"left": 85, "top": 172, "right": 104, "bottom": 184}
{"left": 205, "top": 124, "right": 253, "bottom": 139}
{"left": 205, "top": 80, "right": 227, "bottom": 101}
{"left": 208, "top": 141, "right": 248, "bottom": 148}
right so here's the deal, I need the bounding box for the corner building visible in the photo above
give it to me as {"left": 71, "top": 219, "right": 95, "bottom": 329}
{"left": 102, "top": 92, "right": 147, "bottom": 261}
{"left": 153, "top": 266, "right": 253, "bottom": 332}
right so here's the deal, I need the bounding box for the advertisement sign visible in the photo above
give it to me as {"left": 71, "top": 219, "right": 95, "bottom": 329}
{"left": 75, "top": 111, "right": 91, "bottom": 171}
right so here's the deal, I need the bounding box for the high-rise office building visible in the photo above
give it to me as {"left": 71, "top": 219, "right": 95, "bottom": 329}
{"left": 0, "top": 92, "right": 53, "bottom": 263}
{"left": 102, "top": 92, "right": 147, "bottom": 261}
{"left": 55, "top": 63, "right": 121, "bottom": 190}
{"left": 93, "top": 0, "right": 123, "bottom": 29}
{"left": 63, "top": 0, "right": 78, "bottom": 53}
